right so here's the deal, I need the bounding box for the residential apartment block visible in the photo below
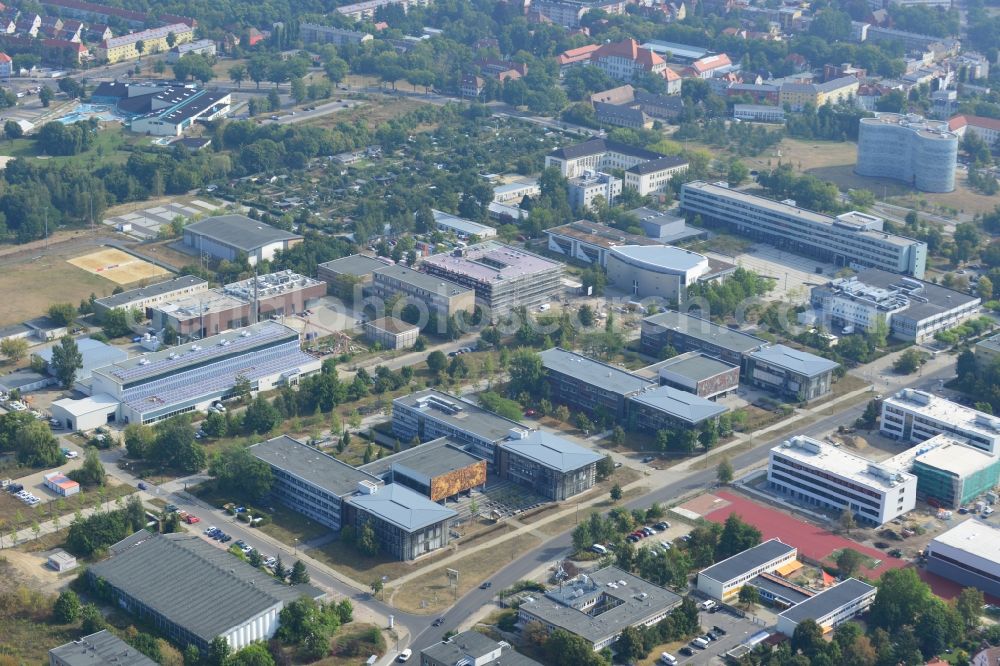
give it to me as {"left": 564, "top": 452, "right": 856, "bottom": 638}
{"left": 300, "top": 23, "right": 372, "bottom": 46}
{"left": 94, "top": 23, "right": 193, "bottom": 63}
{"left": 679, "top": 181, "right": 927, "bottom": 278}
{"left": 778, "top": 76, "right": 859, "bottom": 111}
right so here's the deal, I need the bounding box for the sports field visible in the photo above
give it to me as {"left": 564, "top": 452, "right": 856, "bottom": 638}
{"left": 67, "top": 248, "right": 168, "bottom": 285}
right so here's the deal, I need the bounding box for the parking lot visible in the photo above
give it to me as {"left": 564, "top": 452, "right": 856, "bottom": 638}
{"left": 646, "top": 606, "right": 765, "bottom": 665}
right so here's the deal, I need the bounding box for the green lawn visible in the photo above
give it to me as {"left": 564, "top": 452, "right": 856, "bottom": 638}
{"left": 0, "top": 125, "right": 132, "bottom": 167}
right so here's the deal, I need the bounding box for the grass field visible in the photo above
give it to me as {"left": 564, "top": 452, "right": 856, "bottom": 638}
{"left": 310, "top": 537, "right": 453, "bottom": 588}
{"left": 0, "top": 479, "right": 135, "bottom": 537}
{"left": 0, "top": 124, "right": 132, "bottom": 167}
{"left": 304, "top": 96, "right": 426, "bottom": 130}
{"left": 0, "top": 246, "right": 115, "bottom": 326}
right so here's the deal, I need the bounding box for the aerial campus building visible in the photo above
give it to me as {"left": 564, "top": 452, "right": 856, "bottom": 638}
{"left": 421, "top": 631, "right": 543, "bottom": 666}
{"left": 605, "top": 245, "right": 733, "bottom": 303}
{"left": 92, "top": 275, "right": 208, "bottom": 317}
{"left": 775, "top": 579, "right": 877, "bottom": 637}
{"left": 744, "top": 344, "right": 839, "bottom": 402}
{"left": 50, "top": 321, "right": 319, "bottom": 429}
{"left": 517, "top": 566, "right": 682, "bottom": 651}
{"left": 925, "top": 519, "right": 1000, "bottom": 598}
{"left": 369, "top": 264, "right": 476, "bottom": 328}
{"left": 810, "top": 269, "right": 980, "bottom": 343}
{"left": 544, "top": 139, "right": 688, "bottom": 195}
{"left": 150, "top": 271, "right": 325, "bottom": 338}
{"left": 390, "top": 389, "right": 602, "bottom": 500}
{"left": 87, "top": 532, "right": 323, "bottom": 651}
{"left": 420, "top": 241, "right": 563, "bottom": 320}
{"left": 49, "top": 630, "right": 158, "bottom": 666}
{"left": 881, "top": 388, "right": 1000, "bottom": 455}
{"left": 910, "top": 434, "right": 1000, "bottom": 509}
{"left": 679, "top": 181, "right": 927, "bottom": 278}
{"left": 640, "top": 310, "right": 768, "bottom": 367}
{"left": 316, "top": 254, "right": 389, "bottom": 301}
{"left": 856, "top": 112, "right": 959, "bottom": 193}
{"left": 545, "top": 219, "right": 661, "bottom": 267}
{"left": 768, "top": 435, "right": 917, "bottom": 525}
{"left": 696, "top": 539, "right": 799, "bottom": 601}
{"left": 250, "top": 436, "right": 457, "bottom": 560}
{"left": 359, "top": 436, "right": 487, "bottom": 502}
{"left": 647, "top": 352, "right": 741, "bottom": 400}
{"left": 429, "top": 209, "right": 498, "bottom": 239}
{"left": 183, "top": 215, "right": 303, "bottom": 266}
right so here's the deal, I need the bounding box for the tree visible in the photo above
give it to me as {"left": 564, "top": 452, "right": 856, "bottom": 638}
{"left": 717, "top": 457, "right": 734, "bottom": 484}
{"left": 839, "top": 508, "right": 857, "bottom": 535}
{"left": 166, "top": 31, "right": 177, "bottom": 48}
{"left": 3, "top": 119, "right": 22, "bottom": 141}
{"left": 836, "top": 548, "right": 865, "bottom": 577}
{"left": 227, "top": 643, "right": 275, "bottom": 666}
{"left": 358, "top": 521, "right": 379, "bottom": 555}
{"left": 248, "top": 548, "right": 263, "bottom": 568}
{"left": 596, "top": 454, "right": 615, "bottom": 481}
{"left": 370, "top": 578, "right": 383, "bottom": 599}
{"left": 728, "top": 160, "right": 750, "bottom": 187}
{"left": 738, "top": 584, "right": 760, "bottom": 610}
{"left": 208, "top": 445, "right": 272, "bottom": 498}
{"left": 48, "top": 303, "right": 77, "bottom": 326}
{"left": 615, "top": 625, "right": 645, "bottom": 663}
{"left": 869, "top": 567, "right": 933, "bottom": 631}
{"left": 72, "top": 447, "right": 106, "bottom": 486}
{"left": 290, "top": 559, "right": 310, "bottom": 584}
{"left": 956, "top": 587, "right": 984, "bottom": 630}
{"left": 426, "top": 350, "right": 447, "bottom": 375}
{"left": 893, "top": 348, "right": 924, "bottom": 374}
{"left": 124, "top": 423, "right": 155, "bottom": 459}
{"left": 206, "top": 636, "right": 231, "bottom": 666}
{"left": 39, "top": 86, "right": 53, "bottom": 108}
{"left": 273, "top": 556, "right": 287, "bottom": 581}
{"left": 80, "top": 603, "right": 106, "bottom": 633}
{"left": 243, "top": 395, "right": 280, "bottom": 435}
{"left": 53, "top": 590, "right": 81, "bottom": 623}
{"left": 610, "top": 484, "right": 623, "bottom": 502}
{"left": 233, "top": 374, "right": 253, "bottom": 402}
{"left": 507, "top": 349, "right": 546, "bottom": 399}
{"left": 15, "top": 420, "right": 61, "bottom": 467}
{"left": 979, "top": 276, "right": 994, "bottom": 301}
{"left": 229, "top": 64, "right": 247, "bottom": 89}
{"left": 100, "top": 308, "right": 134, "bottom": 338}
{"left": 135, "top": 40, "right": 145, "bottom": 60}
{"left": 50, "top": 335, "right": 83, "bottom": 389}
{"left": 0, "top": 337, "right": 28, "bottom": 362}
{"left": 202, "top": 410, "right": 227, "bottom": 437}
{"left": 717, "top": 514, "right": 762, "bottom": 560}
{"left": 791, "top": 619, "right": 825, "bottom": 658}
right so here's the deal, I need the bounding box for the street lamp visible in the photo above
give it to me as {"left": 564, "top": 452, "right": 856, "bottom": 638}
{"left": 294, "top": 538, "right": 298, "bottom": 555}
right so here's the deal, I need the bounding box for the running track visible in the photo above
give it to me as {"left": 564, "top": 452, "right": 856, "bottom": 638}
{"left": 704, "top": 491, "right": 908, "bottom": 579}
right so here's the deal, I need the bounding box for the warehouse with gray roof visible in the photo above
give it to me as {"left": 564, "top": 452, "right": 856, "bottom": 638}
{"left": 183, "top": 215, "right": 303, "bottom": 266}
{"left": 92, "top": 275, "right": 209, "bottom": 317}
{"left": 49, "top": 630, "right": 158, "bottom": 666}
{"left": 87, "top": 533, "right": 323, "bottom": 651}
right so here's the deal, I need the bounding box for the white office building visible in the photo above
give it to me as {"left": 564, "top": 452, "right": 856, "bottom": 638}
{"left": 768, "top": 435, "right": 917, "bottom": 525}
{"left": 679, "top": 181, "right": 927, "bottom": 278}
{"left": 881, "top": 388, "right": 1000, "bottom": 455}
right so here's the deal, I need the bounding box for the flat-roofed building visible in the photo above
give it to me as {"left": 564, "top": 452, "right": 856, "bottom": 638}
{"left": 680, "top": 181, "right": 927, "bottom": 278}
{"left": 364, "top": 316, "right": 419, "bottom": 350}
{"left": 87, "top": 533, "right": 323, "bottom": 650}
{"left": 359, "top": 436, "right": 486, "bottom": 502}
{"left": 317, "top": 254, "right": 389, "bottom": 301}
{"left": 745, "top": 344, "right": 838, "bottom": 401}
{"left": 631, "top": 207, "right": 706, "bottom": 243}
{"left": 696, "top": 539, "right": 798, "bottom": 600}
{"left": 881, "top": 388, "right": 1000, "bottom": 455}
{"left": 568, "top": 170, "right": 623, "bottom": 210}
{"left": 151, "top": 271, "right": 325, "bottom": 338}
{"left": 300, "top": 23, "right": 372, "bottom": 46}
{"left": 86, "top": 321, "right": 319, "bottom": 425}
{"left": 492, "top": 179, "right": 540, "bottom": 204}
{"left": 911, "top": 435, "right": 1000, "bottom": 508}
{"left": 392, "top": 389, "right": 523, "bottom": 464}
{"left": 975, "top": 332, "right": 1000, "bottom": 372}
{"left": 623, "top": 156, "right": 689, "bottom": 196}
{"left": 420, "top": 241, "right": 563, "bottom": 321}
{"left": 775, "top": 579, "right": 876, "bottom": 636}
{"left": 607, "top": 244, "right": 732, "bottom": 303}
{"left": 370, "top": 264, "right": 475, "bottom": 330}
{"left": 627, "top": 384, "right": 728, "bottom": 432}
{"left": 768, "top": 435, "right": 917, "bottom": 525}
{"left": 518, "top": 566, "right": 682, "bottom": 651}
{"left": 810, "top": 269, "right": 980, "bottom": 342}
{"left": 421, "top": 631, "right": 543, "bottom": 666}
{"left": 746, "top": 573, "right": 814, "bottom": 610}
{"left": 36, "top": 337, "right": 128, "bottom": 383}
{"left": 344, "top": 481, "right": 456, "bottom": 560}
{"left": 925, "top": 520, "right": 1000, "bottom": 598}
{"left": 129, "top": 89, "right": 231, "bottom": 137}
{"left": 497, "top": 429, "right": 602, "bottom": 500}
{"left": 50, "top": 630, "right": 158, "bottom": 666}
{"left": 733, "top": 104, "right": 785, "bottom": 123}
{"left": 250, "top": 435, "right": 381, "bottom": 530}
{"left": 654, "top": 351, "right": 740, "bottom": 399}
{"left": 545, "top": 219, "right": 661, "bottom": 267}
{"left": 539, "top": 347, "right": 654, "bottom": 419}
{"left": 640, "top": 310, "right": 767, "bottom": 367}
{"left": 430, "top": 209, "right": 497, "bottom": 239}
{"left": 183, "top": 215, "right": 303, "bottom": 266}
{"left": 92, "top": 275, "right": 208, "bottom": 317}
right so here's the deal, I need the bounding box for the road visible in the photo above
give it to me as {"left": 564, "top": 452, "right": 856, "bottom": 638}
{"left": 407, "top": 361, "right": 956, "bottom": 653}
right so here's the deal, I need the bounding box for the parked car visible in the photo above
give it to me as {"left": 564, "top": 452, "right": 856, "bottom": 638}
{"left": 679, "top": 647, "right": 694, "bottom": 657}
{"left": 432, "top": 618, "right": 445, "bottom": 627}
{"left": 397, "top": 648, "right": 412, "bottom": 662}
{"left": 654, "top": 522, "right": 670, "bottom": 530}
{"left": 221, "top": 534, "right": 232, "bottom": 543}
{"left": 713, "top": 625, "right": 727, "bottom": 635}
{"left": 137, "top": 482, "right": 147, "bottom": 490}
{"left": 205, "top": 526, "right": 217, "bottom": 535}
{"left": 641, "top": 456, "right": 655, "bottom": 463}
{"left": 184, "top": 514, "right": 200, "bottom": 524}
{"left": 479, "top": 581, "right": 492, "bottom": 589}
{"left": 165, "top": 504, "right": 178, "bottom": 513}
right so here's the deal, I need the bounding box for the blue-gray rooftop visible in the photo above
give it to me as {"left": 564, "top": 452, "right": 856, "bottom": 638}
{"left": 499, "top": 431, "right": 602, "bottom": 473}
{"left": 699, "top": 539, "right": 797, "bottom": 585}
{"left": 540, "top": 347, "right": 654, "bottom": 397}
{"left": 348, "top": 482, "right": 456, "bottom": 532}
{"left": 748, "top": 344, "right": 839, "bottom": 378}
{"left": 629, "top": 384, "right": 728, "bottom": 423}
{"left": 778, "top": 578, "right": 875, "bottom": 625}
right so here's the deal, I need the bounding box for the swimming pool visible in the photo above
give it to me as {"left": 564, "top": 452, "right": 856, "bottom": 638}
{"left": 58, "top": 103, "right": 122, "bottom": 124}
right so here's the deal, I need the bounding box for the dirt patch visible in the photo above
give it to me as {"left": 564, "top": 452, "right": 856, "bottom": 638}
{"left": 68, "top": 247, "right": 169, "bottom": 285}
{"left": 0, "top": 548, "right": 70, "bottom": 596}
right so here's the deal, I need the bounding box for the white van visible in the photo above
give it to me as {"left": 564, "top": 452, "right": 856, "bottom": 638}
{"left": 591, "top": 543, "right": 608, "bottom": 555}
{"left": 699, "top": 599, "right": 718, "bottom": 612}
{"left": 659, "top": 652, "right": 678, "bottom": 665}
{"left": 538, "top": 303, "right": 551, "bottom": 312}
{"left": 692, "top": 637, "right": 710, "bottom": 649}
